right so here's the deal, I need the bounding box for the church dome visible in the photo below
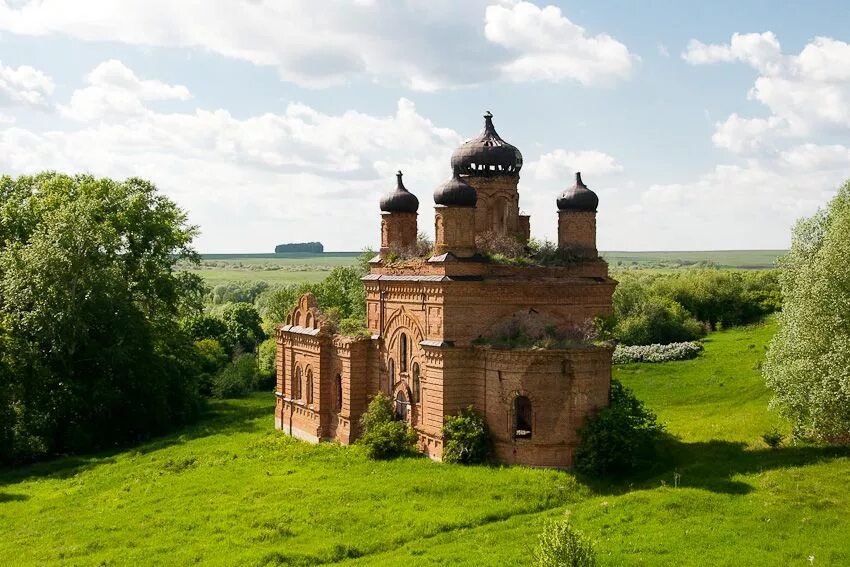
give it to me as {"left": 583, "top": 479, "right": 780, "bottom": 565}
{"left": 557, "top": 172, "right": 598, "bottom": 212}
{"left": 450, "top": 111, "right": 523, "bottom": 176}
{"left": 434, "top": 173, "right": 477, "bottom": 207}
{"left": 380, "top": 171, "right": 419, "bottom": 213}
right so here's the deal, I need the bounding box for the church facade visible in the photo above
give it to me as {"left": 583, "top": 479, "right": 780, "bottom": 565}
{"left": 274, "top": 112, "right": 616, "bottom": 468}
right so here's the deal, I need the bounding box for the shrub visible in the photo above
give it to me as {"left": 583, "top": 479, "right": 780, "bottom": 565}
{"left": 194, "top": 338, "right": 230, "bottom": 395}
{"left": 612, "top": 342, "right": 702, "bottom": 364}
{"left": 611, "top": 296, "right": 705, "bottom": 346}
{"left": 256, "top": 338, "right": 277, "bottom": 391}
{"left": 442, "top": 407, "right": 491, "bottom": 464}
{"left": 211, "top": 354, "right": 260, "bottom": 399}
{"left": 533, "top": 519, "right": 597, "bottom": 567}
{"left": 476, "top": 230, "right": 527, "bottom": 258}
{"left": 358, "top": 393, "right": 417, "bottom": 460}
{"left": 574, "top": 379, "right": 664, "bottom": 476}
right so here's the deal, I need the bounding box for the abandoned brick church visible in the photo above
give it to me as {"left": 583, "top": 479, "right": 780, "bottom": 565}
{"left": 275, "top": 112, "right": 616, "bottom": 467}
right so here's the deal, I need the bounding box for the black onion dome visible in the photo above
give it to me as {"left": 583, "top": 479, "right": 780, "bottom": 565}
{"left": 434, "top": 173, "right": 477, "bottom": 207}
{"left": 380, "top": 171, "right": 419, "bottom": 213}
{"left": 450, "top": 111, "right": 523, "bottom": 176}
{"left": 557, "top": 172, "right": 599, "bottom": 212}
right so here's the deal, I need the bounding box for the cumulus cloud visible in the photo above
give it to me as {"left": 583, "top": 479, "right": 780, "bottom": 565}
{"left": 530, "top": 149, "right": 623, "bottom": 180}
{"left": 606, "top": 147, "right": 847, "bottom": 250}
{"left": 484, "top": 1, "right": 635, "bottom": 85}
{"left": 0, "top": 60, "right": 54, "bottom": 108}
{"left": 0, "top": 60, "right": 469, "bottom": 251}
{"left": 684, "top": 32, "right": 850, "bottom": 153}
{"left": 61, "top": 59, "right": 191, "bottom": 122}
{"left": 0, "top": 0, "right": 634, "bottom": 90}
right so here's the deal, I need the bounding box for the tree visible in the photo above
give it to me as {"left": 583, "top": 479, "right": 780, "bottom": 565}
{"left": 764, "top": 181, "right": 850, "bottom": 441}
{"left": 0, "top": 173, "right": 204, "bottom": 463}
{"left": 221, "top": 302, "right": 266, "bottom": 353}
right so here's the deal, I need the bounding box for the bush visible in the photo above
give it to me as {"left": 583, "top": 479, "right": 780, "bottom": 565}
{"left": 256, "top": 338, "right": 277, "bottom": 391}
{"left": 211, "top": 354, "right": 260, "bottom": 399}
{"left": 475, "top": 230, "right": 527, "bottom": 259}
{"left": 442, "top": 407, "right": 491, "bottom": 464}
{"left": 533, "top": 519, "right": 597, "bottom": 567}
{"left": 574, "top": 379, "right": 664, "bottom": 476}
{"left": 194, "top": 338, "right": 230, "bottom": 395}
{"left": 610, "top": 295, "right": 705, "bottom": 346}
{"left": 612, "top": 341, "right": 702, "bottom": 364}
{"left": 358, "top": 393, "right": 417, "bottom": 460}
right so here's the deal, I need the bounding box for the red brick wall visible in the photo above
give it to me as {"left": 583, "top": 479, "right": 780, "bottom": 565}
{"left": 558, "top": 210, "right": 597, "bottom": 258}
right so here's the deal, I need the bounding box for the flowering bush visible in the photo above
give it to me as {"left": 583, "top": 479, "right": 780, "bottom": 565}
{"left": 612, "top": 341, "right": 702, "bottom": 364}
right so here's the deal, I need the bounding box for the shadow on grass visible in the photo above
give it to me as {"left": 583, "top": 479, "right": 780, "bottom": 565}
{"left": 580, "top": 436, "right": 850, "bottom": 496}
{"left": 0, "top": 393, "right": 274, "bottom": 487}
{"left": 0, "top": 492, "right": 29, "bottom": 502}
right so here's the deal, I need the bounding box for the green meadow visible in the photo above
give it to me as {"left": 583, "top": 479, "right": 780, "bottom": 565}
{"left": 2, "top": 319, "right": 848, "bottom": 566}
{"left": 183, "top": 250, "right": 784, "bottom": 287}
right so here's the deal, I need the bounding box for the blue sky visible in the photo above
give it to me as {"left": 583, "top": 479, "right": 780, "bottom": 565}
{"left": 1, "top": 1, "right": 849, "bottom": 252}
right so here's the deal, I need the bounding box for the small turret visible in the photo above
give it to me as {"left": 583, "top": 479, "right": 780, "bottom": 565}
{"left": 557, "top": 172, "right": 598, "bottom": 258}
{"left": 433, "top": 174, "right": 477, "bottom": 258}
{"left": 379, "top": 171, "right": 419, "bottom": 258}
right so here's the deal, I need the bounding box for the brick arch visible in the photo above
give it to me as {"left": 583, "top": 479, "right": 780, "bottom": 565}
{"left": 391, "top": 381, "right": 416, "bottom": 425}
{"left": 383, "top": 307, "right": 425, "bottom": 353}
{"left": 507, "top": 389, "right": 536, "bottom": 440}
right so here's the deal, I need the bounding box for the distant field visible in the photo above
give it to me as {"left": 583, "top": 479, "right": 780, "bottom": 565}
{"left": 184, "top": 252, "right": 362, "bottom": 286}
{"left": 603, "top": 250, "right": 785, "bottom": 270}
{"left": 182, "top": 250, "right": 785, "bottom": 287}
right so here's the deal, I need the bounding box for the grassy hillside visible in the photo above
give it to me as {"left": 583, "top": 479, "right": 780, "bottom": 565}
{"left": 2, "top": 320, "right": 848, "bottom": 565}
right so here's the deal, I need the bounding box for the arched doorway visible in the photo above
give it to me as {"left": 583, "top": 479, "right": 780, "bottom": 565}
{"left": 394, "top": 390, "right": 409, "bottom": 422}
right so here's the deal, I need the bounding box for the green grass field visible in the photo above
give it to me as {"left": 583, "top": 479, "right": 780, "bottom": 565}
{"left": 603, "top": 250, "right": 785, "bottom": 270}
{"left": 4, "top": 320, "right": 848, "bottom": 565}
{"left": 185, "top": 253, "right": 362, "bottom": 286}
{"left": 184, "top": 250, "right": 785, "bottom": 287}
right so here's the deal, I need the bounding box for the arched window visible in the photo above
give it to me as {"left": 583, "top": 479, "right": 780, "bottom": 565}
{"left": 306, "top": 370, "right": 313, "bottom": 404}
{"left": 305, "top": 312, "right": 313, "bottom": 328}
{"left": 388, "top": 359, "right": 395, "bottom": 390}
{"left": 412, "top": 363, "right": 421, "bottom": 404}
{"left": 514, "top": 396, "right": 532, "bottom": 439}
{"left": 399, "top": 333, "right": 408, "bottom": 373}
{"left": 336, "top": 374, "right": 343, "bottom": 411}
{"left": 294, "top": 366, "right": 302, "bottom": 399}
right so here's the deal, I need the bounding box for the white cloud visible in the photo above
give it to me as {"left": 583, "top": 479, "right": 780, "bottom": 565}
{"left": 484, "top": 1, "right": 635, "bottom": 85}
{"left": 61, "top": 59, "right": 191, "bottom": 122}
{"left": 0, "top": 0, "right": 634, "bottom": 90}
{"left": 711, "top": 113, "right": 789, "bottom": 153}
{"left": 0, "top": 59, "right": 54, "bottom": 108}
{"left": 530, "top": 149, "right": 623, "bottom": 180}
{"left": 684, "top": 33, "right": 850, "bottom": 153}
{"left": 599, "top": 145, "right": 849, "bottom": 250}
{"left": 682, "top": 32, "right": 782, "bottom": 73}
{"left": 0, "top": 60, "right": 465, "bottom": 251}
